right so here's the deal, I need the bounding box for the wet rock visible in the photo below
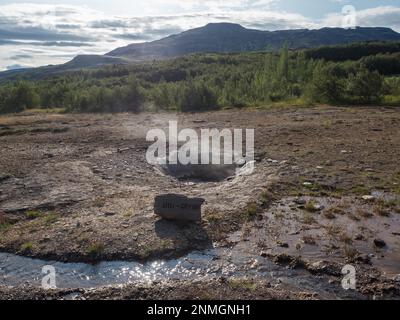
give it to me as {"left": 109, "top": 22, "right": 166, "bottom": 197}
{"left": 273, "top": 253, "right": 294, "bottom": 265}
{"left": 374, "top": 239, "right": 386, "bottom": 248}
{"left": 307, "top": 260, "right": 341, "bottom": 276}
{"left": 356, "top": 254, "right": 371, "bottom": 264}
{"left": 249, "top": 259, "right": 259, "bottom": 269}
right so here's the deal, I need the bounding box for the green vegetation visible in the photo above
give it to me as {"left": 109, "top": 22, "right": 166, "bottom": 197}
{"left": 44, "top": 213, "right": 59, "bottom": 225}
{"left": 0, "top": 221, "right": 10, "bottom": 233}
{"left": 1, "top": 42, "right": 399, "bottom": 114}
{"left": 304, "top": 200, "right": 320, "bottom": 213}
{"left": 204, "top": 208, "right": 223, "bottom": 223}
{"left": 20, "top": 242, "right": 34, "bottom": 252}
{"left": 25, "top": 210, "right": 43, "bottom": 219}
{"left": 228, "top": 278, "right": 257, "bottom": 292}
{"left": 244, "top": 202, "right": 258, "bottom": 220}
{"left": 87, "top": 242, "right": 105, "bottom": 257}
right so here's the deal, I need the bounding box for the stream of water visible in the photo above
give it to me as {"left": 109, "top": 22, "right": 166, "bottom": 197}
{"left": 0, "top": 244, "right": 364, "bottom": 299}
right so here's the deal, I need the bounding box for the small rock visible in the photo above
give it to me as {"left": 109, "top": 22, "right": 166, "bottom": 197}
{"left": 118, "top": 148, "right": 130, "bottom": 153}
{"left": 0, "top": 174, "right": 11, "bottom": 182}
{"left": 0, "top": 211, "right": 7, "bottom": 224}
{"left": 373, "top": 238, "right": 386, "bottom": 248}
{"left": 249, "top": 259, "right": 259, "bottom": 269}
{"left": 314, "top": 204, "right": 324, "bottom": 211}
{"left": 277, "top": 241, "right": 289, "bottom": 248}
{"left": 294, "top": 198, "right": 306, "bottom": 205}
{"left": 362, "top": 195, "right": 375, "bottom": 201}
{"left": 354, "top": 234, "right": 365, "bottom": 241}
{"left": 356, "top": 254, "right": 371, "bottom": 264}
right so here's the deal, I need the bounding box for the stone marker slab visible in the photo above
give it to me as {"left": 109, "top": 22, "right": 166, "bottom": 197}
{"left": 154, "top": 194, "right": 205, "bottom": 222}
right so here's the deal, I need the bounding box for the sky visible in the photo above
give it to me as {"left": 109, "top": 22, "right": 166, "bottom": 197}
{"left": 0, "top": 0, "right": 400, "bottom": 70}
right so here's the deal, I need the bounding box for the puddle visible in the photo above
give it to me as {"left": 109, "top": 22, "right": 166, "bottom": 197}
{"left": 253, "top": 195, "right": 400, "bottom": 277}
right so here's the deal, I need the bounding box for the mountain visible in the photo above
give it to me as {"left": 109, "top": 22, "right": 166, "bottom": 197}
{"left": 0, "top": 55, "right": 129, "bottom": 82}
{"left": 107, "top": 23, "right": 400, "bottom": 60}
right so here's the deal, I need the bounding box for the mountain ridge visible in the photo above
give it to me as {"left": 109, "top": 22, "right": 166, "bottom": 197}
{"left": 107, "top": 23, "right": 400, "bottom": 60}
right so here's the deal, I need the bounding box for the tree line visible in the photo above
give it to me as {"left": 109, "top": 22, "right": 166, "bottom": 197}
{"left": 1, "top": 42, "right": 400, "bottom": 114}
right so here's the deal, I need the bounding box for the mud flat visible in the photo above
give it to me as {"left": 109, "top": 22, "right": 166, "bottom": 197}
{"left": 0, "top": 106, "right": 400, "bottom": 299}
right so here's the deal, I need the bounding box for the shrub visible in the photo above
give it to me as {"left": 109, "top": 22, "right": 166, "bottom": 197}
{"left": 177, "top": 81, "right": 218, "bottom": 112}
{"left": 308, "top": 63, "right": 346, "bottom": 103}
{"left": 347, "top": 67, "right": 383, "bottom": 104}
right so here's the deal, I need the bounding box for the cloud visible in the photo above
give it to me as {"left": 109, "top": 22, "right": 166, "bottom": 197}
{"left": 6, "top": 64, "right": 30, "bottom": 70}
{"left": 323, "top": 6, "right": 400, "bottom": 31}
{"left": 0, "top": 26, "right": 92, "bottom": 42}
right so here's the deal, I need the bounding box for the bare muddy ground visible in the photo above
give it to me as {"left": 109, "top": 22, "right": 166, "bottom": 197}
{"left": 0, "top": 106, "right": 399, "bottom": 299}
{"left": 0, "top": 279, "right": 319, "bottom": 300}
